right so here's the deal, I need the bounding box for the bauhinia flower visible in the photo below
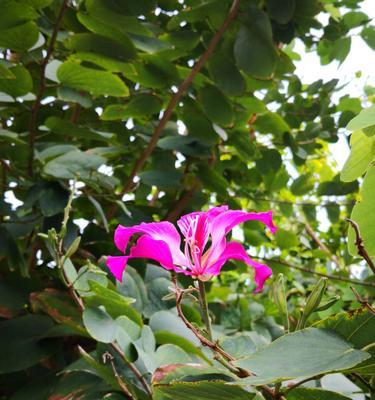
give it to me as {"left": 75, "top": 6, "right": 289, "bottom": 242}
{"left": 106, "top": 206, "right": 277, "bottom": 292}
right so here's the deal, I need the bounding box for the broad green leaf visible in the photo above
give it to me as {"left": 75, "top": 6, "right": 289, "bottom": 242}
{"left": 0, "top": 0, "right": 38, "bottom": 30}
{"left": 57, "top": 86, "right": 93, "bottom": 108}
{"left": 154, "top": 344, "right": 192, "bottom": 368}
{"left": 45, "top": 116, "right": 114, "bottom": 142}
{"left": 197, "top": 165, "right": 228, "bottom": 195}
{"left": 0, "top": 314, "right": 55, "bottom": 373}
{"left": 64, "top": 33, "right": 135, "bottom": 62}
{"left": 155, "top": 331, "right": 208, "bottom": 361}
{"left": 254, "top": 112, "right": 290, "bottom": 135}
{"left": 0, "top": 21, "right": 39, "bottom": 51}
{"left": 229, "top": 131, "right": 256, "bottom": 162}
{"left": 342, "top": 11, "right": 368, "bottom": 29}
{"left": 139, "top": 169, "right": 182, "bottom": 188}
{"left": 207, "top": 53, "right": 246, "bottom": 96}
{"left": 218, "top": 334, "right": 257, "bottom": 359}
{"left": 340, "top": 130, "right": 375, "bottom": 182}
{"left": 348, "top": 167, "right": 375, "bottom": 257}
{"left": 347, "top": 104, "right": 375, "bottom": 134}
{"left": 0, "top": 64, "right": 15, "bottom": 79}
{"left": 149, "top": 311, "right": 200, "bottom": 346}
{"left": 275, "top": 228, "right": 299, "bottom": 249}
{"left": 30, "top": 289, "right": 87, "bottom": 336}
{"left": 57, "top": 61, "right": 129, "bottom": 97}
{"left": 43, "top": 150, "right": 106, "bottom": 180}
{"left": 286, "top": 388, "right": 352, "bottom": 400}
{"left": 361, "top": 26, "right": 375, "bottom": 50}
{"left": 266, "top": 0, "right": 295, "bottom": 24}
{"left": 199, "top": 85, "right": 233, "bottom": 127}
{"left": 234, "top": 7, "right": 277, "bottom": 79}
{"left": 290, "top": 174, "right": 314, "bottom": 196}
{"left": 0, "top": 65, "right": 32, "bottom": 97}
{"left": 101, "top": 94, "right": 162, "bottom": 120}
{"left": 235, "top": 328, "right": 370, "bottom": 385}
{"left": 315, "top": 309, "right": 375, "bottom": 374}
{"left": 82, "top": 306, "right": 117, "bottom": 343}
{"left": 153, "top": 380, "right": 257, "bottom": 400}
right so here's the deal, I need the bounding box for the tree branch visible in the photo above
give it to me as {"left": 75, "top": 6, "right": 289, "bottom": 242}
{"left": 106, "top": 0, "right": 241, "bottom": 220}
{"left": 346, "top": 218, "right": 375, "bottom": 275}
{"left": 28, "top": 0, "right": 70, "bottom": 176}
{"left": 254, "top": 257, "right": 375, "bottom": 288}
{"left": 304, "top": 222, "right": 341, "bottom": 269}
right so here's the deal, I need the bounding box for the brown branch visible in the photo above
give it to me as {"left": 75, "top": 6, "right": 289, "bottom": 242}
{"left": 254, "top": 257, "right": 375, "bottom": 288}
{"left": 28, "top": 0, "right": 70, "bottom": 176}
{"left": 102, "top": 351, "right": 135, "bottom": 399}
{"left": 350, "top": 286, "right": 375, "bottom": 315}
{"left": 346, "top": 218, "right": 375, "bottom": 275}
{"left": 304, "top": 223, "right": 341, "bottom": 268}
{"left": 106, "top": 0, "right": 241, "bottom": 220}
{"left": 166, "top": 181, "right": 200, "bottom": 222}
{"left": 283, "top": 375, "right": 323, "bottom": 395}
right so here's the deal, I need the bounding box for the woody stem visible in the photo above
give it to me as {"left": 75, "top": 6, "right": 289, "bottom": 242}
{"left": 197, "top": 280, "right": 213, "bottom": 341}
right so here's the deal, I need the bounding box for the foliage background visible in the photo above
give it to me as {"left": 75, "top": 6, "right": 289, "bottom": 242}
{"left": 0, "top": 0, "right": 374, "bottom": 399}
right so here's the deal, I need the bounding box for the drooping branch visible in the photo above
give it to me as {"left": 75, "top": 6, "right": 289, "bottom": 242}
{"left": 106, "top": 0, "right": 241, "bottom": 220}
{"left": 346, "top": 218, "right": 375, "bottom": 275}
{"left": 304, "top": 222, "right": 341, "bottom": 269}
{"left": 28, "top": 0, "right": 70, "bottom": 176}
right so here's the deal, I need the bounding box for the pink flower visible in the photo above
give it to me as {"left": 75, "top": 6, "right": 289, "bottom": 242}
{"left": 106, "top": 206, "right": 277, "bottom": 292}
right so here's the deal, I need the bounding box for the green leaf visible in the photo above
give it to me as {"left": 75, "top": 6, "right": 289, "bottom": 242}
{"left": 286, "top": 388, "right": 352, "bottom": 400}
{"left": 197, "top": 165, "right": 228, "bottom": 195}
{"left": 155, "top": 331, "right": 208, "bottom": 361}
{"left": 82, "top": 306, "right": 117, "bottom": 343}
{"left": 30, "top": 289, "right": 86, "bottom": 336}
{"left": 234, "top": 7, "right": 277, "bottom": 79}
{"left": 275, "top": 228, "right": 299, "bottom": 249}
{"left": 45, "top": 116, "right": 114, "bottom": 142}
{"left": 348, "top": 167, "right": 375, "bottom": 257}
{"left": 43, "top": 150, "right": 106, "bottom": 180}
{"left": 0, "top": 314, "right": 55, "bottom": 373}
{"left": 155, "top": 344, "right": 192, "bottom": 368}
{"left": 64, "top": 33, "right": 135, "bottom": 62}
{"left": 266, "top": 0, "right": 295, "bottom": 24}
{"left": 153, "top": 381, "right": 257, "bottom": 400}
{"left": 218, "top": 334, "right": 257, "bottom": 359}
{"left": 235, "top": 328, "right": 370, "bottom": 385}
{"left": 229, "top": 131, "right": 256, "bottom": 162}
{"left": 254, "top": 112, "right": 290, "bottom": 135}
{"left": 0, "top": 0, "right": 38, "bottom": 30}
{"left": 101, "top": 94, "right": 162, "bottom": 120}
{"left": 342, "top": 11, "right": 368, "bottom": 29}
{"left": 57, "top": 86, "right": 93, "bottom": 108}
{"left": 199, "top": 85, "right": 233, "bottom": 127}
{"left": 347, "top": 104, "right": 375, "bottom": 133}
{"left": 207, "top": 53, "right": 246, "bottom": 96}
{"left": 361, "top": 26, "right": 375, "bottom": 50}
{"left": 0, "top": 21, "right": 39, "bottom": 51}
{"left": 139, "top": 169, "right": 182, "bottom": 189}
{"left": 0, "top": 65, "right": 32, "bottom": 97}
{"left": 290, "top": 174, "right": 314, "bottom": 196}
{"left": 57, "top": 61, "right": 129, "bottom": 97}
{"left": 340, "top": 130, "right": 375, "bottom": 182}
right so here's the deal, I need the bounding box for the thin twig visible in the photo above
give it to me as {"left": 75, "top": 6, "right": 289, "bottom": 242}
{"left": 103, "top": 351, "right": 135, "bottom": 399}
{"left": 28, "top": 0, "right": 70, "bottom": 176}
{"left": 346, "top": 218, "right": 375, "bottom": 275}
{"left": 283, "top": 375, "right": 323, "bottom": 395}
{"left": 106, "top": 0, "right": 241, "bottom": 220}
{"left": 305, "top": 223, "right": 341, "bottom": 268}
{"left": 350, "top": 286, "right": 375, "bottom": 315}
{"left": 255, "top": 257, "right": 375, "bottom": 288}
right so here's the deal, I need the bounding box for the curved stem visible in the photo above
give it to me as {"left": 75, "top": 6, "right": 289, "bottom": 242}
{"left": 197, "top": 280, "right": 213, "bottom": 341}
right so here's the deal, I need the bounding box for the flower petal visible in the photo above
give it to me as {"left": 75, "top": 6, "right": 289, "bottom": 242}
{"left": 205, "top": 242, "right": 272, "bottom": 292}
{"left": 129, "top": 235, "right": 176, "bottom": 271}
{"left": 114, "top": 221, "right": 186, "bottom": 265}
{"left": 106, "top": 256, "right": 129, "bottom": 282}
{"left": 206, "top": 210, "right": 277, "bottom": 265}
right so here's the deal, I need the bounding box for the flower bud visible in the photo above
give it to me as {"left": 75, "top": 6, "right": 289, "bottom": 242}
{"left": 315, "top": 295, "right": 340, "bottom": 312}
{"left": 273, "top": 273, "right": 289, "bottom": 332}
{"left": 297, "top": 277, "right": 327, "bottom": 329}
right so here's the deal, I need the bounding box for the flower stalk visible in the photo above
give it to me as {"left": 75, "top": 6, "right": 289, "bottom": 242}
{"left": 197, "top": 280, "right": 213, "bottom": 341}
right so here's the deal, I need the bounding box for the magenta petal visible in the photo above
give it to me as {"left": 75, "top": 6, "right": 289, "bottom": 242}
{"left": 106, "top": 256, "right": 129, "bottom": 282}
{"left": 129, "top": 235, "right": 176, "bottom": 271}
{"left": 205, "top": 242, "right": 272, "bottom": 292}
{"left": 114, "top": 221, "right": 186, "bottom": 266}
